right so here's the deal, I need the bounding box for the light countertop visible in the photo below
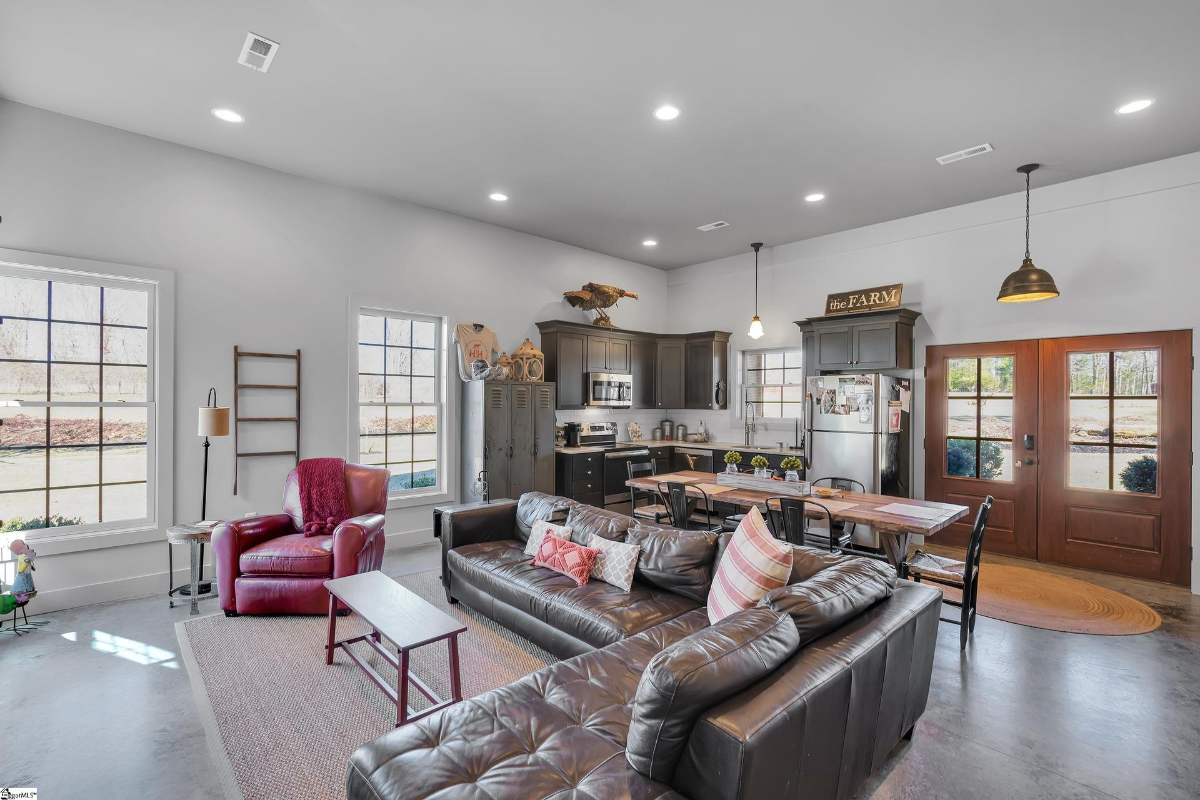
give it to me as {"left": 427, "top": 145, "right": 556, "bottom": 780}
{"left": 556, "top": 441, "right": 803, "bottom": 456}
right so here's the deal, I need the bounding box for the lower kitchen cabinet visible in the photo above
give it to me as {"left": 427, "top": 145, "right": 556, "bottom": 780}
{"left": 555, "top": 451, "right": 604, "bottom": 507}
{"left": 647, "top": 445, "right": 672, "bottom": 477}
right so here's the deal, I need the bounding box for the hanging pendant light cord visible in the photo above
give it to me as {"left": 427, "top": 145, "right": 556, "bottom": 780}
{"left": 1022, "top": 170, "right": 1032, "bottom": 257}
{"left": 754, "top": 247, "right": 759, "bottom": 315}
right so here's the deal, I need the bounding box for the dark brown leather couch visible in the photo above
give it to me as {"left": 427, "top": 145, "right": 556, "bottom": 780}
{"left": 348, "top": 493, "right": 943, "bottom": 800}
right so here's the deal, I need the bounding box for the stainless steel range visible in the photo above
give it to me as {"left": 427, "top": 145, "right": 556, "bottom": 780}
{"left": 563, "top": 421, "right": 651, "bottom": 507}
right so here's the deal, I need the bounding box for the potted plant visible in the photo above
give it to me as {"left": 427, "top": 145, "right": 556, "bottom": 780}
{"left": 780, "top": 456, "right": 803, "bottom": 482}
{"left": 723, "top": 450, "right": 742, "bottom": 474}
{"left": 751, "top": 454, "right": 769, "bottom": 477}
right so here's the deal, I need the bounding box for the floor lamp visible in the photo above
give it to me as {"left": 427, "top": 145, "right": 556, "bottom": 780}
{"left": 195, "top": 388, "right": 230, "bottom": 594}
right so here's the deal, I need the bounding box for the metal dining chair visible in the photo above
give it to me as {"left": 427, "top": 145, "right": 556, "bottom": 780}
{"left": 906, "top": 496, "right": 993, "bottom": 650}
{"left": 628, "top": 461, "right": 669, "bottom": 523}
{"left": 763, "top": 496, "right": 837, "bottom": 550}
{"left": 811, "top": 476, "right": 865, "bottom": 545}
{"left": 659, "top": 481, "right": 722, "bottom": 532}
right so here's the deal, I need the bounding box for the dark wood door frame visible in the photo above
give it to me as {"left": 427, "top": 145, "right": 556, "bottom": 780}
{"left": 925, "top": 340, "right": 1040, "bottom": 559}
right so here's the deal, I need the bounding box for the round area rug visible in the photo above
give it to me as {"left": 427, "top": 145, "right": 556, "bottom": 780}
{"left": 934, "top": 563, "right": 1161, "bottom": 635}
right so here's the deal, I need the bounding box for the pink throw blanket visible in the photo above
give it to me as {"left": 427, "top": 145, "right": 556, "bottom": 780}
{"left": 298, "top": 457, "right": 351, "bottom": 536}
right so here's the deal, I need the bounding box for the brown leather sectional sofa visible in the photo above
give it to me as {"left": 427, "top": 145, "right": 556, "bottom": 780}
{"left": 348, "top": 493, "right": 943, "bottom": 800}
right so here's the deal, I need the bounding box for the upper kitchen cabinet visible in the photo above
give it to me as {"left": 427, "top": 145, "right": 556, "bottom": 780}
{"left": 655, "top": 339, "right": 685, "bottom": 409}
{"left": 684, "top": 332, "right": 730, "bottom": 410}
{"left": 629, "top": 338, "right": 656, "bottom": 409}
{"left": 538, "top": 320, "right": 729, "bottom": 411}
{"left": 539, "top": 327, "right": 587, "bottom": 409}
{"left": 796, "top": 309, "right": 920, "bottom": 372}
{"left": 586, "top": 334, "right": 630, "bottom": 373}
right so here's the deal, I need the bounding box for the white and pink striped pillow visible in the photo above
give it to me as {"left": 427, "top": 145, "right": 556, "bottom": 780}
{"left": 707, "top": 506, "right": 793, "bottom": 624}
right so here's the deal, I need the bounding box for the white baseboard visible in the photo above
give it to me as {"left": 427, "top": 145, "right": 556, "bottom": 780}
{"left": 30, "top": 567, "right": 201, "bottom": 616}
{"left": 385, "top": 526, "right": 434, "bottom": 550}
{"left": 29, "top": 526, "right": 437, "bottom": 615}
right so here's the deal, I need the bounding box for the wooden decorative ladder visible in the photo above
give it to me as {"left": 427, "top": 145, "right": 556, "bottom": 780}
{"left": 233, "top": 346, "right": 301, "bottom": 494}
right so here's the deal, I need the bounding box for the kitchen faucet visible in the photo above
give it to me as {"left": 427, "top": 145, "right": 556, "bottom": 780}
{"left": 744, "top": 401, "right": 757, "bottom": 446}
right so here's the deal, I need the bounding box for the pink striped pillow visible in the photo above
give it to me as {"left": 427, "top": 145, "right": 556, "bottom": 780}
{"left": 707, "top": 506, "right": 793, "bottom": 624}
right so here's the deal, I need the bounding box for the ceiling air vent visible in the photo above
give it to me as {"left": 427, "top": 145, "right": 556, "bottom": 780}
{"left": 696, "top": 220, "right": 730, "bottom": 232}
{"left": 238, "top": 32, "right": 280, "bottom": 72}
{"left": 935, "top": 142, "right": 993, "bottom": 165}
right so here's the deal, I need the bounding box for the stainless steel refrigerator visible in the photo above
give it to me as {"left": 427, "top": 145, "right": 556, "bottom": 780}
{"left": 804, "top": 374, "right": 911, "bottom": 547}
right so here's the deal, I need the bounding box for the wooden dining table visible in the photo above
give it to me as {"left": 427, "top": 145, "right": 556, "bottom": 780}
{"left": 627, "top": 470, "right": 970, "bottom": 574}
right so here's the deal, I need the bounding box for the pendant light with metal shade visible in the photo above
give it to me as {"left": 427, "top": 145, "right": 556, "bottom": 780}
{"left": 997, "top": 163, "right": 1060, "bottom": 303}
{"left": 747, "top": 242, "right": 765, "bottom": 338}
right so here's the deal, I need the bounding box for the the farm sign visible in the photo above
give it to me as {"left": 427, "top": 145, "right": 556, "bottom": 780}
{"left": 824, "top": 284, "right": 903, "bottom": 316}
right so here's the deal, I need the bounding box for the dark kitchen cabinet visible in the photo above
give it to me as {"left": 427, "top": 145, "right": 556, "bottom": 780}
{"left": 586, "top": 335, "right": 630, "bottom": 373}
{"left": 655, "top": 340, "right": 686, "bottom": 409}
{"left": 684, "top": 332, "right": 731, "bottom": 410}
{"left": 555, "top": 451, "right": 604, "bottom": 507}
{"left": 797, "top": 309, "right": 920, "bottom": 372}
{"left": 540, "top": 329, "right": 586, "bottom": 409}
{"left": 814, "top": 326, "right": 852, "bottom": 369}
{"left": 647, "top": 445, "right": 672, "bottom": 477}
{"left": 629, "top": 338, "right": 656, "bottom": 409}
{"left": 538, "top": 321, "right": 731, "bottom": 411}
{"left": 852, "top": 321, "right": 896, "bottom": 370}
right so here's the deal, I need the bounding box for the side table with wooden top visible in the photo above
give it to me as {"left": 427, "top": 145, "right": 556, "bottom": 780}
{"left": 166, "top": 523, "right": 220, "bottom": 615}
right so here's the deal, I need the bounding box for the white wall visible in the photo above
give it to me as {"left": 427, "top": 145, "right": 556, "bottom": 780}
{"left": 667, "top": 151, "right": 1200, "bottom": 592}
{"left": 0, "top": 99, "right": 670, "bottom": 612}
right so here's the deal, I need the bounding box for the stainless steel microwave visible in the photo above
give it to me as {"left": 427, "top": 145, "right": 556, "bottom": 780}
{"left": 585, "top": 372, "right": 633, "bottom": 408}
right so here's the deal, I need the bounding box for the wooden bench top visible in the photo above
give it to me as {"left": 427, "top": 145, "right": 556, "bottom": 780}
{"left": 325, "top": 571, "right": 466, "bottom": 651}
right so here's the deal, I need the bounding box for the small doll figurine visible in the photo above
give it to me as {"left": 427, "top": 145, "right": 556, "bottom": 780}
{"left": 9, "top": 539, "right": 37, "bottom": 603}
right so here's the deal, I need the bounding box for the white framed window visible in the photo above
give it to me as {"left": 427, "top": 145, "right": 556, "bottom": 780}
{"left": 1, "top": 257, "right": 167, "bottom": 545}
{"left": 743, "top": 348, "right": 804, "bottom": 421}
{"left": 351, "top": 304, "right": 449, "bottom": 504}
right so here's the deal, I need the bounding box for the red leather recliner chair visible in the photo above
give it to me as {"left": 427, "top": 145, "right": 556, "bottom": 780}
{"left": 213, "top": 462, "right": 389, "bottom": 615}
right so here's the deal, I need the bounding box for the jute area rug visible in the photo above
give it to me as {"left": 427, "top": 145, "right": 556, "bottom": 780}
{"left": 176, "top": 570, "right": 557, "bottom": 800}
{"left": 933, "top": 562, "right": 1161, "bottom": 635}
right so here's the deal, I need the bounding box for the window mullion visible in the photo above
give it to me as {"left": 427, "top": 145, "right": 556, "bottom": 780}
{"left": 45, "top": 280, "right": 52, "bottom": 522}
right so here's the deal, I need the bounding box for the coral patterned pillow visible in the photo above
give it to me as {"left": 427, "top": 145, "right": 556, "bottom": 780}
{"left": 707, "top": 506, "right": 793, "bottom": 624}
{"left": 533, "top": 534, "right": 601, "bottom": 587}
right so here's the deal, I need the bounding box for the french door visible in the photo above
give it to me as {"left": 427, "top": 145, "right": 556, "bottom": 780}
{"left": 925, "top": 331, "right": 1192, "bottom": 586}
{"left": 1039, "top": 332, "right": 1191, "bottom": 585}
{"left": 925, "top": 341, "right": 1040, "bottom": 559}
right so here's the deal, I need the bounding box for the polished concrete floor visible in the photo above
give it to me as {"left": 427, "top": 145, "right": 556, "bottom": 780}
{"left": 1, "top": 543, "right": 1196, "bottom": 800}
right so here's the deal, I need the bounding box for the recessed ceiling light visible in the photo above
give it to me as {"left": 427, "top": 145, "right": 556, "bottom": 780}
{"left": 211, "top": 108, "right": 245, "bottom": 123}
{"left": 489, "top": 193, "right": 508, "bottom": 202}
{"left": 1115, "top": 99, "right": 1154, "bottom": 114}
{"left": 805, "top": 193, "right": 825, "bottom": 202}
{"left": 643, "top": 240, "right": 657, "bottom": 247}
{"left": 653, "top": 105, "right": 680, "bottom": 121}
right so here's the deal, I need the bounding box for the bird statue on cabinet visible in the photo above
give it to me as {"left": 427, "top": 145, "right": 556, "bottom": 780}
{"left": 562, "top": 283, "right": 639, "bottom": 329}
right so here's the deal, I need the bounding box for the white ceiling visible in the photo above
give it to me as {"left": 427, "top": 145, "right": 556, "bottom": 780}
{"left": 2, "top": 1, "right": 1199, "bottom": 269}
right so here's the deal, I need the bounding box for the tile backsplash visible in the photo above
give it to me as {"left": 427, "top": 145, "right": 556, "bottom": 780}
{"left": 555, "top": 407, "right": 801, "bottom": 448}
